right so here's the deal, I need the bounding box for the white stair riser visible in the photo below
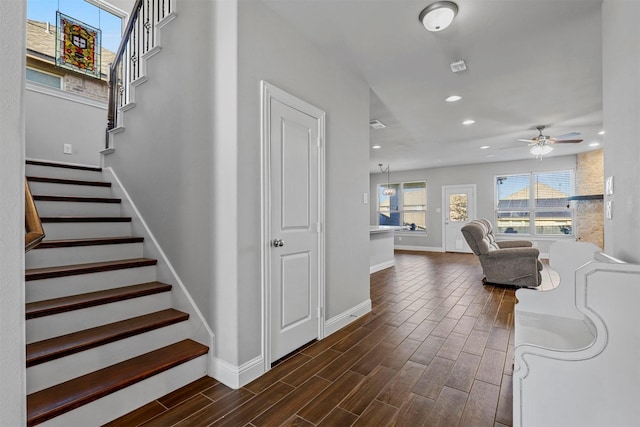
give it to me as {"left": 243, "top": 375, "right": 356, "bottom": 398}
{"left": 27, "top": 292, "right": 172, "bottom": 343}
{"left": 35, "top": 200, "right": 122, "bottom": 217}
{"left": 26, "top": 165, "right": 102, "bottom": 181}
{"left": 26, "top": 243, "right": 144, "bottom": 269}
{"left": 42, "top": 221, "right": 132, "bottom": 240}
{"left": 27, "top": 321, "right": 191, "bottom": 393}
{"left": 26, "top": 265, "right": 157, "bottom": 303}
{"left": 38, "top": 355, "right": 208, "bottom": 427}
{"left": 28, "top": 181, "right": 112, "bottom": 198}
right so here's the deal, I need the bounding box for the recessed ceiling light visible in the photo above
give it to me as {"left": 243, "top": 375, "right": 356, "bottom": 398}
{"left": 462, "top": 119, "right": 475, "bottom": 125}
{"left": 445, "top": 95, "right": 462, "bottom": 102}
{"left": 589, "top": 142, "right": 600, "bottom": 147}
{"left": 480, "top": 145, "right": 490, "bottom": 149}
{"left": 372, "top": 145, "right": 382, "bottom": 149}
{"left": 598, "top": 130, "right": 605, "bottom": 135}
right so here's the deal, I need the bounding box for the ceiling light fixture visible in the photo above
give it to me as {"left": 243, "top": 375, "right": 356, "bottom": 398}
{"left": 598, "top": 130, "right": 605, "bottom": 135}
{"left": 480, "top": 145, "right": 490, "bottom": 149}
{"left": 445, "top": 95, "right": 462, "bottom": 102}
{"left": 462, "top": 119, "right": 475, "bottom": 125}
{"left": 372, "top": 145, "right": 382, "bottom": 149}
{"left": 589, "top": 142, "right": 600, "bottom": 147}
{"left": 529, "top": 144, "right": 553, "bottom": 156}
{"left": 378, "top": 163, "right": 396, "bottom": 196}
{"left": 419, "top": 1, "right": 458, "bottom": 32}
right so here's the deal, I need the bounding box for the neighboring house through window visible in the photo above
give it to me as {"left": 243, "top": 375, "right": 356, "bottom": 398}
{"left": 378, "top": 181, "right": 427, "bottom": 232}
{"left": 496, "top": 170, "right": 574, "bottom": 235}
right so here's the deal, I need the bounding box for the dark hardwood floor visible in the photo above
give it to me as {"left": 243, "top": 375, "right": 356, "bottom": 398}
{"left": 105, "top": 251, "right": 518, "bottom": 427}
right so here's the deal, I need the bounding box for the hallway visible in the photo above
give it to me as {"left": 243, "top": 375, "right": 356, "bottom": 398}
{"left": 106, "top": 251, "right": 517, "bottom": 426}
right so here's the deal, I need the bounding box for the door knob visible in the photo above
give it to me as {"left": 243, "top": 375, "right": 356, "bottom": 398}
{"left": 272, "top": 239, "right": 284, "bottom": 247}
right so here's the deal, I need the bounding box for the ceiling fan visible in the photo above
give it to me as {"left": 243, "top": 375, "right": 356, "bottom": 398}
{"left": 519, "top": 126, "right": 583, "bottom": 156}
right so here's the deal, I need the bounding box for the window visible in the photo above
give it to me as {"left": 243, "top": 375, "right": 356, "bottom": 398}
{"left": 496, "top": 171, "right": 573, "bottom": 236}
{"left": 378, "top": 181, "right": 427, "bottom": 232}
{"left": 26, "top": 67, "right": 63, "bottom": 89}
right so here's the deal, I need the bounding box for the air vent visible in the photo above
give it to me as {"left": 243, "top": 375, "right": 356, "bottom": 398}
{"left": 369, "top": 119, "right": 386, "bottom": 130}
{"left": 450, "top": 59, "right": 467, "bottom": 73}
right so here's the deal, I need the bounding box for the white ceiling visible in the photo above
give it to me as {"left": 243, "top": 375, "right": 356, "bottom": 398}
{"left": 260, "top": 0, "right": 604, "bottom": 173}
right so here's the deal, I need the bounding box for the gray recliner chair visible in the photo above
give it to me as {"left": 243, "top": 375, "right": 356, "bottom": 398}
{"left": 461, "top": 219, "right": 542, "bottom": 288}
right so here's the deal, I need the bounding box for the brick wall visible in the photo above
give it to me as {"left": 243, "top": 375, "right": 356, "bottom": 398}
{"left": 575, "top": 149, "right": 604, "bottom": 249}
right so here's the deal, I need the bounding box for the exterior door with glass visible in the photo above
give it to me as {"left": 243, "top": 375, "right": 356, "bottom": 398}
{"left": 443, "top": 185, "right": 476, "bottom": 253}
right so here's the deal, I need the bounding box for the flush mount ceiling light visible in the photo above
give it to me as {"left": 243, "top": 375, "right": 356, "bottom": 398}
{"left": 372, "top": 145, "right": 382, "bottom": 149}
{"left": 445, "top": 95, "right": 462, "bottom": 102}
{"left": 419, "top": 1, "right": 458, "bottom": 32}
{"left": 462, "top": 119, "right": 475, "bottom": 125}
{"left": 480, "top": 145, "right": 490, "bottom": 150}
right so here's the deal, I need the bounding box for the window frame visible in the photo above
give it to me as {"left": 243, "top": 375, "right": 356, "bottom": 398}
{"left": 494, "top": 170, "right": 575, "bottom": 237}
{"left": 377, "top": 180, "right": 427, "bottom": 233}
{"left": 26, "top": 67, "right": 63, "bottom": 90}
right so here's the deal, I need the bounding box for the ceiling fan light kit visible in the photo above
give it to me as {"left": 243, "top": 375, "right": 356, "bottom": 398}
{"left": 419, "top": 1, "right": 458, "bottom": 32}
{"left": 530, "top": 144, "right": 553, "bottom": 156}
{"left": 518, "top": 125, "right": 583, "bottom": 157}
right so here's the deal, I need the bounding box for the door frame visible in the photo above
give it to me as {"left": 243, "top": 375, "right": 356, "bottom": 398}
{"left": 260, "top": 81, "right": 326, "bottom": 372}
{"left": 441, "top": 184, "right": 477, "bottom": 252}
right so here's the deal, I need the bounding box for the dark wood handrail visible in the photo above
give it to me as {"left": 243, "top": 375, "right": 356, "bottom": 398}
{"left": 25, "top": 182, "right": 45, "bottom": 252}
{"left": 106, "top": 0, "right": 143, "bottom": 135}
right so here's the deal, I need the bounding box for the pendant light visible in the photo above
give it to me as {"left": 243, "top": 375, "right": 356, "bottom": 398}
{"left": 379, "top": 163, "right": 396, "bottom": 196}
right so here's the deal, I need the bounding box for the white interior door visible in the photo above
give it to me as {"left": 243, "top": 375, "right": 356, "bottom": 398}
{"left": 263, "top": 82, "right": 324, "bottom": 364}
{"left": 443, "top": 185, "right": 476, "bottom": 253}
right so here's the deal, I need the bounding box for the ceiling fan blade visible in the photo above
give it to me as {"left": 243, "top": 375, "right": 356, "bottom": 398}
{"left": 554, "top": 132, "right": 581, "bottom": 140}
{"left": 518, "top": 138, "right": 537, "bottom": 143}
{"left": 554, "top": 139, "right": 583, "bottom": 144}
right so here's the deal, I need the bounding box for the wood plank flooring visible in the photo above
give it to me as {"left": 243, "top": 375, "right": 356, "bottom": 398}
{"left": 105, "top": 251, "right": 526, "bottom": 427}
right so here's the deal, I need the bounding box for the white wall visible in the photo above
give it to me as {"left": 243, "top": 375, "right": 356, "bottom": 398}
{"left": 370, "top": 155, "right": 578, "bottom": 255}
{"left": 602, "top": 0, "right": 640, "bottom": 263}
{"left": 238, "top": 0, "right": 371, "bottom": 359}
{"left": 25, "top": 85, "right": 106, "bottom": 166}
{"left": 106, "top": 0, "right": 370, "bottom": 382}
{"left": 105, "top": 0, "right": 219, "bottom": 356}
{"left": 0, "top": 0, "right": 27, "bottom": 425}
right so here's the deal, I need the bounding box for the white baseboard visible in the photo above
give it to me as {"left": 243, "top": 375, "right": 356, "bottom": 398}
{"left": 394, "top": 245, "right": 445, "bottom": 252}
{"left": 210, "top": 354, "right": 264, "bottom": 389}
{"left": 370, "top": 260, "right": 394, "bottom": 274}
{"left": 324, "top": 299, "right": 372, "bottom": 336}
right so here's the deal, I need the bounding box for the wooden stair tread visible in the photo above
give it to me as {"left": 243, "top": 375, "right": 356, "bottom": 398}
{"left": 26, "top": 160, "right": 102, "bottom": 172}
{"left": 33, "top": 195, "right": 121, "bottom": 203}
{"left": 26, "top": 309, "right": 189, "bottom": 367}
{"left": 27, "top": 176, "right": 111, "bottom": 187}
{"left": 26, "top": 282, "right": 171, "bottom": 319}
{"left": 34, "top": 236, "right": 144, "bottom": 249}
{"left": 25, "top": 258, "right": 158, "bottom": 281}
{"left": 27, "top": 339, "right": 208, "bottom": 426}
{"left": 40, "top": 216, "right": 132, "bottom": 223}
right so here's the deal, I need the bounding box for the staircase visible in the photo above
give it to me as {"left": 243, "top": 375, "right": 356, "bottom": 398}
{"left": 25, "top": 159, "right": 209, "bottom": 426}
